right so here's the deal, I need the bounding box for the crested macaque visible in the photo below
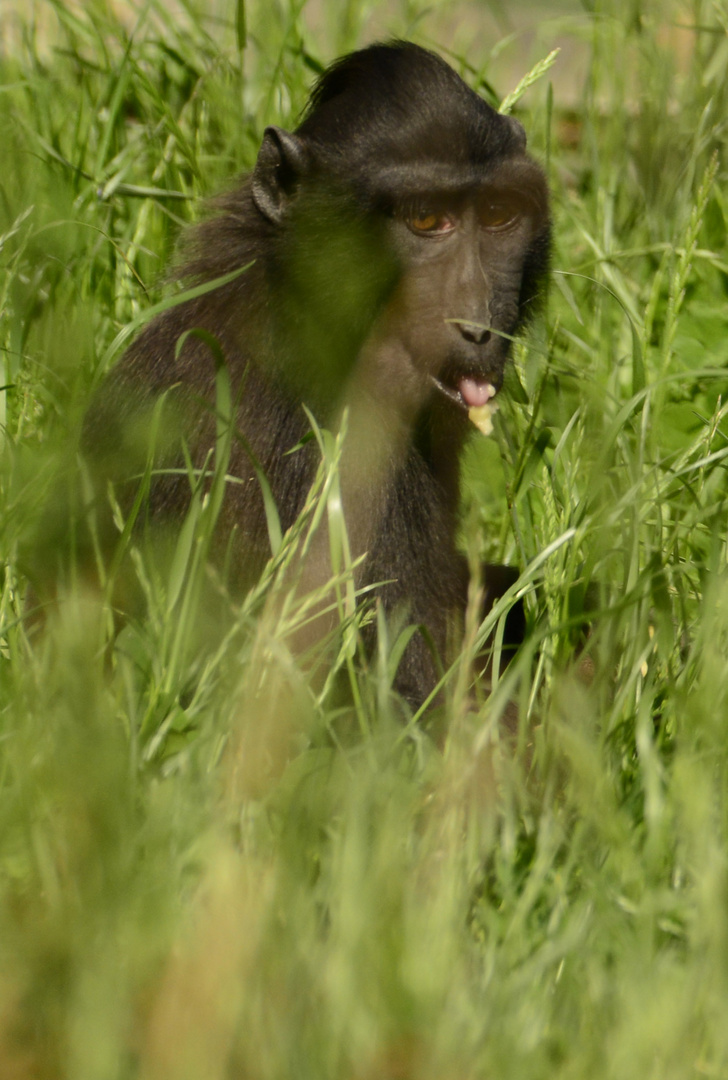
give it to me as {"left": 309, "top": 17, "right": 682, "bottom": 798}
{"left": 85, "top": 41, "right": 550, "bottom": 707}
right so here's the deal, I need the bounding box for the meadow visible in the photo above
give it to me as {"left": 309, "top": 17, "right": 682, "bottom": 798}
{"left": 1, "top": 0, "right": 728, "bottom": 1076}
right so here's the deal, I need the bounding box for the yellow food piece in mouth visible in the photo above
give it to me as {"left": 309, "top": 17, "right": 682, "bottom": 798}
{"left": 468, "top": 401, "right": 498, "bottom": 436}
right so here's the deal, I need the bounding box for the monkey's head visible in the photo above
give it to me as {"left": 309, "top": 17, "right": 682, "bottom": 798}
{"left": 250, "top": 41, "right": 550, "bottom": 423}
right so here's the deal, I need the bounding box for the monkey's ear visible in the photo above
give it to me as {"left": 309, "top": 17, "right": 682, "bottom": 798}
{"left": 251, "top": 126, "right": 310, "bottom": 224}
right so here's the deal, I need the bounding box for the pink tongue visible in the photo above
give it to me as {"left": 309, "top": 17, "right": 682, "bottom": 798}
{"left": 459, "top": 377, "right": 496, "bottom": 408}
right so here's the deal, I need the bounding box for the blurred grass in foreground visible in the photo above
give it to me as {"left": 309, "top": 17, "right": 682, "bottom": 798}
{"left": 2, "top": 0, "right": 728, "bottom": 1077}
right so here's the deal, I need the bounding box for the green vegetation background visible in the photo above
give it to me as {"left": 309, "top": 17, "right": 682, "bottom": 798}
{"left": 1, "top": 0, "right": 728, "bottom": 1076}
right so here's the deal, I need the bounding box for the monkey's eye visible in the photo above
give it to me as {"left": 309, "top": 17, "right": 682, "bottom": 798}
{"left": 406, "top": 211, "right": 455, "bottom": 236}
{"left": 480, "top": 198, "right": 520, "bottom": 230}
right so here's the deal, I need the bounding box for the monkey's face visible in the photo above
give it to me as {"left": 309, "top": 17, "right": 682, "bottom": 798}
{"left": 250, "top": 47, "right": 550, "bottom": 423}
{"left": 375, "top": 161, "right": 549, "bottom": 421}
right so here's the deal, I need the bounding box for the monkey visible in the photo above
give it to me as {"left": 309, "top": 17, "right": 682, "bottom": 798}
{"left": 84, "top": 41, "right": 550, "bottom": 709}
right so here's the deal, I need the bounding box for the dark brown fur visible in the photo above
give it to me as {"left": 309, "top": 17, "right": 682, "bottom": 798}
{"left": 85, "top": 42, "right": 549, "bottom": 706}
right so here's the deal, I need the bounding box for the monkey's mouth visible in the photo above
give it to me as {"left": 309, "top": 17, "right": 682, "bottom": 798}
{"left": 429, "top": 373, "right": 500, "bottom": 434}
{"left": 430, "top": 373, "right": 499, "bottom": 410}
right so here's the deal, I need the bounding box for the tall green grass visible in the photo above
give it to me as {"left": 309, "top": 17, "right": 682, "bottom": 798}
{"left": 1, "top": 1, "right": 728, "bottom": 1076}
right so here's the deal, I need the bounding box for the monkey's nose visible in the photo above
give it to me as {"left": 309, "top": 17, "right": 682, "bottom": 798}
{"left": 454, "top": 320, "right": 491, "bottom": 345}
